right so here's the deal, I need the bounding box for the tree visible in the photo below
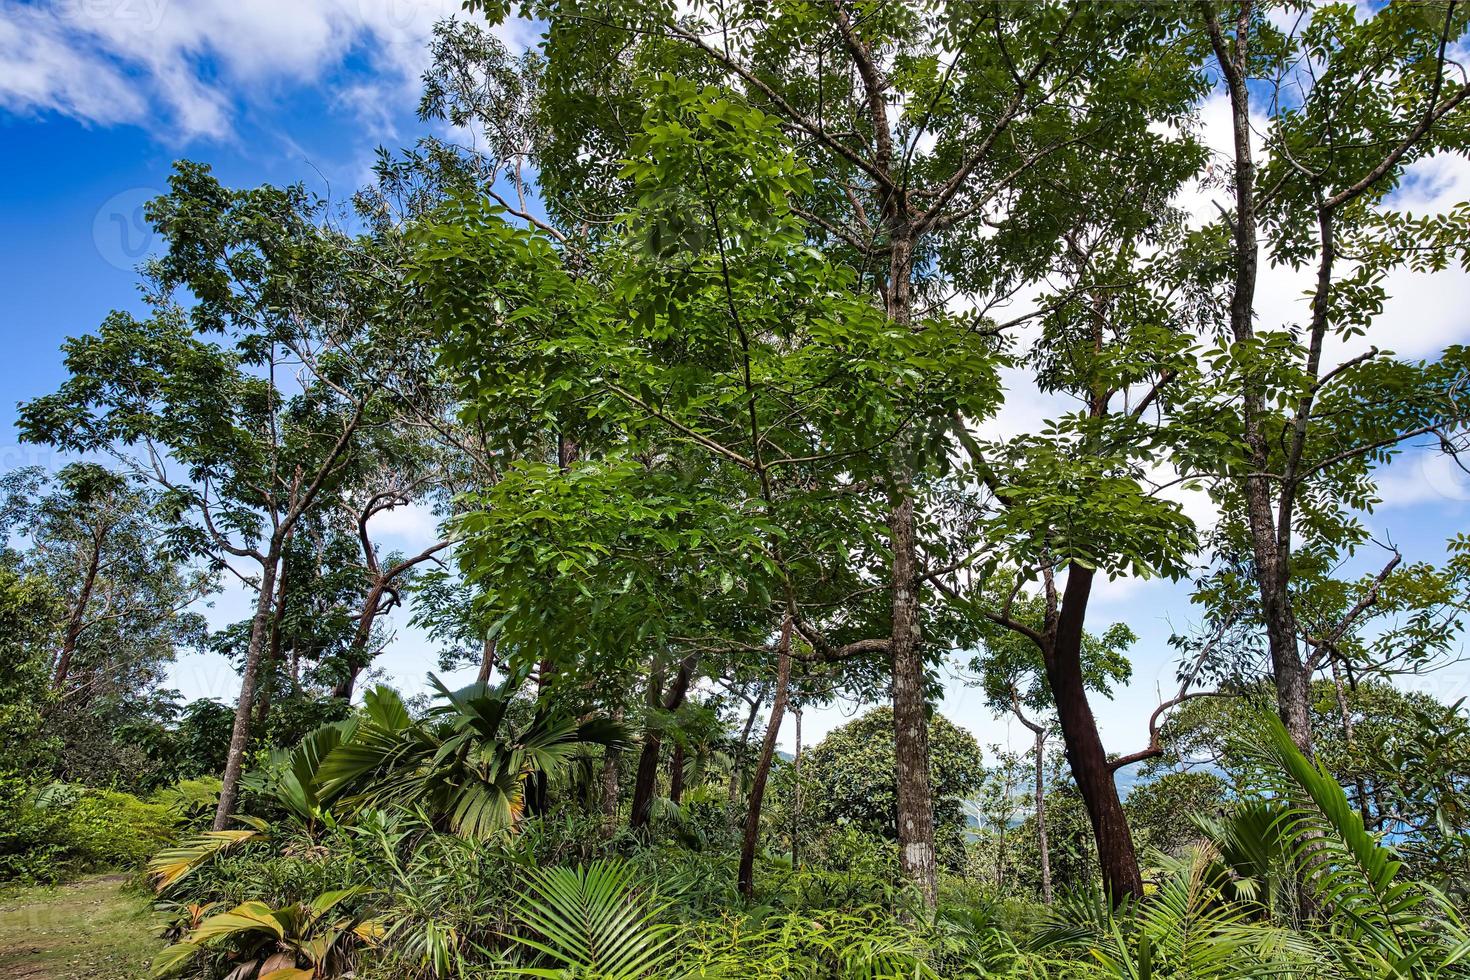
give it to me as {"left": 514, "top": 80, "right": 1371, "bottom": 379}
{"left": 967, "top": 590, "right": 1134, "bottom": 902}
{"left": 0, "top": 464, "right": 210, "bottom": 699}
{"left": 19, "top": 163, "right": 400, "bottom": 829}
{"left": 419, "top": 73, "right": 999, "bottom": 905}
{"left": 460, "top": 0, "right": 1208, "bottom": 904}
{"left": 1124, "top": 770, "right": 1230, "bottom": 857}
{"left": 1189, "top": 0, "right": 1470, "bottom": 754}
{"left": 0, "top": 568, "right": 61, "bottom": 772}
{"left": 1155, "top": 679, "right": 1470, "bottom": 883}
{"left": 802, "top": 707, "right": 985, "bottom": 872}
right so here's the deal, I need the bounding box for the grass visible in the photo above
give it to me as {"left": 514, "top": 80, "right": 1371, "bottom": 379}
{"left": 0, "top": 874, "right": 162, "bottom": 979}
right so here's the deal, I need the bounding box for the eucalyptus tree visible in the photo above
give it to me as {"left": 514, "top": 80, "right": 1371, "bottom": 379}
{"left": 462, "top": 0, "right": 1209, "bottom": 903}
{"left": 1187, "top": 0, "right": 1470, "bottom": 753}
{"left": 18, "top": 162, "right": 405, "bottom": 829}
{"left": 0, "top": 463, "right": 210, "bottom": 698}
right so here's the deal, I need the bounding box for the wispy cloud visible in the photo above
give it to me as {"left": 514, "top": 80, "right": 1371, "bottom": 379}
{"left": 0, "top": 0, "right": 536, "bottom": 141}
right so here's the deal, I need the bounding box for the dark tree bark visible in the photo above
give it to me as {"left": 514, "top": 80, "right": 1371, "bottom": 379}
{"left": 253, "top": 560, "right": 291, "bottom": 733}
{"left": 52, "top": 530, "right": 103, "bottom": 690}
{"left": 1045, "top": 566, "right": 1142, "bottom": 900}
{"left": 668, "top": 742, "right": 686, "bottom": 806}
{"left": 630, "top": 653, "right": 698, "bottom": 831}
{"left": 476, "top": 633, "right": 498, "bottom": 686}
{"left": 332, "top": 533, "right": 449, "bottom": 701}
{"left": 739, "top": 617, "right": 792, "bottom": 899}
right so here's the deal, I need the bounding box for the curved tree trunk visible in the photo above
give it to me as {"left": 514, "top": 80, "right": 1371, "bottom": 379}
{"left": 1046, "top": 565, "right": 1141, "bottom": 901}
{"left": 332, "top": 579, "right": 385, "bottom": 700}
{"left": 53, "top": 535, "right": 103, "bottom": 691}
{"left": 739, "top": 617, "right": 792, "bottom": 899}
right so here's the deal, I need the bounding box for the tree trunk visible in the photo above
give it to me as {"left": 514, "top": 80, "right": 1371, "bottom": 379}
{"left": 729, "top": 693, "right": 762, "bottom": 804}
{"left": 1206, "top": 6, "right": 1316, "bottom": 757}
{"left": 1046, "top": 565, "right": 1142, "bottom": 901}
{"left": 213, "top": 553, "right": 280, "bottom": 831}
{"left": 668, "top": 742, "right": 686, "bottom": 806}
{"left": 791, "top": 704, "right": 803, "bottom": 869}
{"left": 630, "top": 654, "right": 697, "bottom": 831}
{"left": 476, "top": 633, "right": 498, "bottom": 686}
{"left": 882, "top": 232, "right": 939, "bottom": 907}
{"left": 52, "top": 535, "right": 102, "bottom": 690}
{"left": 254, "top": 565, "right": 290, "bottom": 733}
{"left": 332, "top": 578, "right": 386, "bottom": 700}
{"left": 601, "top": 725, "right": 621, "bottom": 832}
{"left": 1034, "top": 728, "right": 1053, "bottom": 905}
{"left": 1328, "top": 653, "right": 1371, "bottom": 824}
{"left": 889, "top": 479, "right": 939, "bottom": 907}
{"left": 739, "top": 617, "right": 792, "bottom": 899}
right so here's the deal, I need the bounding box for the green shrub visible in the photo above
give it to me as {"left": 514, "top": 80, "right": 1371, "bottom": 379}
{"left": 0, "top": 776, "right": 178, "bottom": 882}
{"left": 0, "top": 771, "right": 71, "bottom": 882}
{"left": 66, "top": 787, "right": 179, "bottom": 869}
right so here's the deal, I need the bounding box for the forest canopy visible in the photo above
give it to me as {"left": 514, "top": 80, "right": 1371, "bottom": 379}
{"left": 4, "top": 1, "right": 1470, "bottom": 978}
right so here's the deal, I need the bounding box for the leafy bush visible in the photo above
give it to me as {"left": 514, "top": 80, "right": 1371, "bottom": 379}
{"left": 0, "top": 776, "right": 177, "bottom": 882}
{"left": 0, "top": 771, "right": 71, "bottom": 882}
{"left": 66, "top": 786, "right": 178, "bottom": 869}
{"left": 802, "top": 708, "right": 985, "bottom": 870}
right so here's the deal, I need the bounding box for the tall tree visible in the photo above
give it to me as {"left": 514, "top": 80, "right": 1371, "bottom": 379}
{"left": 19, "top": 163, "right": 400, "bottom": 828}
{"left": 967, "top": 591, "right": 1134, "bottom": 903}
{"left": 1191, "top": 0, "right": 1470, "bottom": 752}
{"left": 0, "top": 464, "right": 210, "bottom": 699}
{"left": 459, "top": 0, "right": 1205, "bottom": 903}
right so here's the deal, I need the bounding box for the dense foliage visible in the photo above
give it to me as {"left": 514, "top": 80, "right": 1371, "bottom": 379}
{"left": 3, "top": 0, "right": 1470, "bottom": 977}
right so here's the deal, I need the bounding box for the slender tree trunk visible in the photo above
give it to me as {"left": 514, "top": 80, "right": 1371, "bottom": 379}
{"left": 729, "top": 694, "right": 762, "bottom": 804}
{"left": 1033, "top": 728, "right": 1053, "bottom": 904}
{"left": 52, "top": 536, "right": 102, "bottom": 690}
{"left": 476, "top": 633, "right": 498, "bottom": 686}
{"left": 739, "top": 617, "right": 792, "bottom": 899}
{"left": 791, "top": 704, "right": 803, "bottom": 869}
{"left": 1046, "top": 565, "right": 1142, "bottom": 901}
{"left": 254, "top": 565, "right": 290, "bottom": 733}
{"left": 601, "top": 709, "right": 622, "bottom": 832}
{"left": 333, "top": 579, "right": 386, "bottom": 700}
{"left": 1205, "top": 3, "right": 1316, "bottom": 756}
{"left": 668, "top": 742, "right": 686, "bottom": 806}
{"left": 1328, "top": 653, "right": 1371, "bottom": 824}
{"left": 213, "top": 553, "right": 280, "bottom": 830}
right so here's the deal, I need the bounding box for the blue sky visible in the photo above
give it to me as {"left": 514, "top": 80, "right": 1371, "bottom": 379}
{"left": 2, "top": 1, "right": 1468, "bottom": 759}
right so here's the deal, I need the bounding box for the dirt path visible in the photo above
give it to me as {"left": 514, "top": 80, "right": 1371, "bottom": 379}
{"left": 0, "top": 874, "right": 162, "bottom": 979}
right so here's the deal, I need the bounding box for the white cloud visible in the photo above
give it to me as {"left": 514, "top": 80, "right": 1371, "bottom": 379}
{"left": 0, "top": 0, "right": 537, "bottom": 141}
{"left": 366, "top": 499, "right": 444, "bottom": 547}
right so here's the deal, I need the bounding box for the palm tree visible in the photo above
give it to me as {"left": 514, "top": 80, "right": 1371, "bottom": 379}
{"left": 318, "top": 675, "right": 626, "bottom": 839}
